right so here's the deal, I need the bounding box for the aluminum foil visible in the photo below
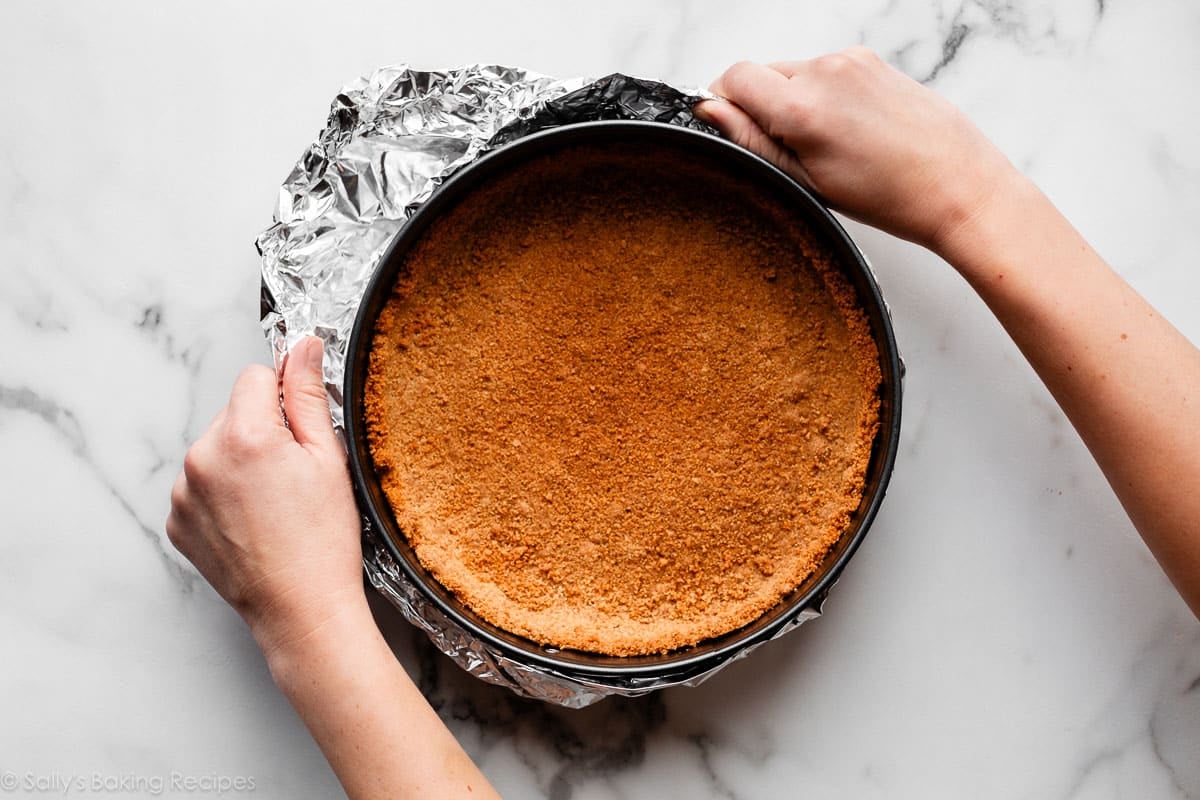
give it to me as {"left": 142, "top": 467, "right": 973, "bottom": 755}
{"left": 256, "top": 64, "right": 824, "bottom": 708}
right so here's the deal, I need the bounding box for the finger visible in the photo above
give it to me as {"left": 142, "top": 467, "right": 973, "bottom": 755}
{"left": 170, "top": 469, "right": 189, "bottom": 511}
{"left": 281, "top": 336, "right": 339, "bottom": 452}
{"left": 709, "top": 61, "right": 796, "bottom": 137}
{"left": 190, "top": 407, "right": 226, "bottom": 457}
{"left": 840, "top": 45, "right": 882, "bottom": 65}
{"left": 226, "top": 364, "right": 285, "bottom": 429}
{"left": 770, "top": 46, "right": 879, "bottom": 77}
{"left": 694, "top": 99, "right": 814, "bottom": 190}
{"left": 188, "top": 407, "right": 227, "bottom": 456}
{"left": 165, "top": 507, "right": 218, "bottom": 586}
{"left": 766, "top": 60, "right": 808, "bottom": 77}
{"left": 165, "top": 508, "right": 184, "bottom": 551}
{"left": 167, "top": 468, "right": 192, "bottom": 555}
{"left": 203, "top": 406, "right": 226, "bottom": 433}
{"left": 695, "top": 98, "right": 778, "bottom": 157}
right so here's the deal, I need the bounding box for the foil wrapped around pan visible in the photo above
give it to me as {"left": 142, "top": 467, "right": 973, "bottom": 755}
{"left": 256, "top": 64, "right": 824, "bottom": 707}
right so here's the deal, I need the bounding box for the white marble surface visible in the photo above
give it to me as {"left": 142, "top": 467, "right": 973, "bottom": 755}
{"left": 2, "top": 1, "right": 1199, "bottom": 798}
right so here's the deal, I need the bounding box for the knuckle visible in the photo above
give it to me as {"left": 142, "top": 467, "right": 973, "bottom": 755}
{"left": 165, "top": 512, "right": 186, "bottom": 550}
{"left": 844, "top": 45, "right": 880, "bottom": 63}
{"left": 816, "top": 53, "right": 854, "bottom": 75}
{"left": 222, "top": 419, "right": 272, "bottom": 458}
{"left": 182, "top": 444, "right": 210, "bottom": 482}
{"left": 774, "top": 93, "right": 815, "bottom": 133}
{"left": 294, "top": 380, "right": 330, "bottom": 408}
{"left": 733, "top": 124, "right": 760, "bottom": 152}
{"left": 726, "top": 59, "right": 757, "bottom": 77}
{"left": 721, "top": 60, "right": 758, "bottom": 90}
{"left": 169, "top": 478, "right": 188, "bottom": 510}
{"left": 780, "top": 93, "right": 813, "bottom": 119}
{"left": 238, "top": 364, "right": 275, "bottom": 386}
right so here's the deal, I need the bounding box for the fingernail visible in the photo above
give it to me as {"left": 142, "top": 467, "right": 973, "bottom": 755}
{"left": 305, "top": 337, "right": 324, "bottom": 373}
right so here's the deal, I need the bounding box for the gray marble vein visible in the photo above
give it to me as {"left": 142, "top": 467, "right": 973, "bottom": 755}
{"left": 1, "top": 0, "right": 1198, "bottom": 798}
{"left": 0, "top": 384, "right": 197, "bottom": 589}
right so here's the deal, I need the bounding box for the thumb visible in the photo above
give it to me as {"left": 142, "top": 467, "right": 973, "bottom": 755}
{"left": 694, "top": 98, "right": 814, "bottom": 191}
{"left": 281, "top": 336, "right": 339, "bottom": 451}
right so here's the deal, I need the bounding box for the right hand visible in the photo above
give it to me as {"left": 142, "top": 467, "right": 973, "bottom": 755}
{"left": 696, "top": 48, "right": 1021, "bottom": 256}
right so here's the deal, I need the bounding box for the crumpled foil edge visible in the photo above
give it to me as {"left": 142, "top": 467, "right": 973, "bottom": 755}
{"left": 257, "top": 63, "right": 846, "bottom": 708}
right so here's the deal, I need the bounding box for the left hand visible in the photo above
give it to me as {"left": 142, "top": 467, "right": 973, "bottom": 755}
{"left": 166, "top": 337, "right": 366, "bottom": 655}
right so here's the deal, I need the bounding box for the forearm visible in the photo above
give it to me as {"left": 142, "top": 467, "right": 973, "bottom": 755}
{"left": 259, "top": 601, "right": 500, "bottom": 799}
{"left": 939, "top": 173, "right": 1200, "bottom": 612}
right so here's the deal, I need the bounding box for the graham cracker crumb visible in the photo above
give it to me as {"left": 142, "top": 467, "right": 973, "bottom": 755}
{"left": 364, "top": 141, "right": 882, "bottom": 656}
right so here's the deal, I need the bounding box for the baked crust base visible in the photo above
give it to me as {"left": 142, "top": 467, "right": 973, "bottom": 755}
{"left": 365, "top": 143, "right": 881, "bottom": 656}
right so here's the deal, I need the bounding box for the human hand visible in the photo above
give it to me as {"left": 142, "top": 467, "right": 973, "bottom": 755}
{"left": 167, "top": 337, "right": 365, "bottom": 655}
{"left": 696, "top": 48, "right": 1022, "bottom": 256}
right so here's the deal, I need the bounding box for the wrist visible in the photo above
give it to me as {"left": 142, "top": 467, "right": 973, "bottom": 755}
{"left": 930, "top": 168, "right": 1047, "bottom": 280}
{"left": 260, "top": 600, "right": 382, "bottom": 699}
{"left": 248, "top": 585, "right": 375, "bottom": 668}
